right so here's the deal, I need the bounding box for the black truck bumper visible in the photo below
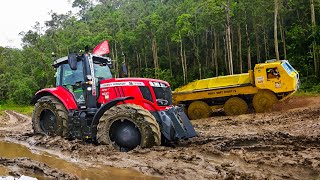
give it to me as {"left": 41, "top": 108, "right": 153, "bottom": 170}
{"left": 151, "top": 106, "right": 197, "bottom": 141}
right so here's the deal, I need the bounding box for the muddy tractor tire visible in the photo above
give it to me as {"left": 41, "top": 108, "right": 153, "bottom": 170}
{"left": 32, "top": 96, "right": 69, "bottom": 137}
{"left": 224, "top": 97, "right": 249, "bottom": 116}
{"left": 97, "top": 104, "right": 161, "bottom": 151}
{"left": 187, "top": 101, "right": 212, "bottom": 120}
{"left": 253, "top": 90, "right": 278, "bottom": 113}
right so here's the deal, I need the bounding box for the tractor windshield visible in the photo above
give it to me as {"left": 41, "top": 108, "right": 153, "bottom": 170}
{"left": 93, "top": 61, "right": 112, "bottom": 79}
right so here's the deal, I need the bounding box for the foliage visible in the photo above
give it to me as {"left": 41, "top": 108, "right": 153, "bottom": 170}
{"left": 0, "top": 0, "right": 320, "bottom": 105}
{"left": 299, "top": 76, "right": 320, "bottom": 93}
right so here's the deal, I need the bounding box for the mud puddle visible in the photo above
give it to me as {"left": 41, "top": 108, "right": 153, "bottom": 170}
{"left": 0, "top": 140, "right": 159, "bottom": 180}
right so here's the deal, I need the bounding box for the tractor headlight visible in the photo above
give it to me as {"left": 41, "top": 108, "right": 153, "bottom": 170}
{"left": 87, "top": 75, "right": 93, "bottom": 80}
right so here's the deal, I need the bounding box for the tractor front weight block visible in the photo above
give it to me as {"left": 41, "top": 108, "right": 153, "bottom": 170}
{"left": 151, "top": 106, "right": 197, "bottom": 141}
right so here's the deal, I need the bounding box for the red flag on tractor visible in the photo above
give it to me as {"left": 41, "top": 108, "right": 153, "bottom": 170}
{"left": 93, "top": 40, "right": 110, "bottom": 56}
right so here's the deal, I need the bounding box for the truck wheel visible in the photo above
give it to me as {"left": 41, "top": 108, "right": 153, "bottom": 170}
{"left": 224, "top": 97, "right": 248, "bottom": 116}
{"left": 253, "top": 90, "right": 278, "bottom": 113}
{"left": 97, "top": 104, "right": 161, "bottom": 151}
{"left": 187, "top": 101, "right": 212, "bottom": 120}
{"left": 32, "top": 96, "right": 69, "bottom": 137}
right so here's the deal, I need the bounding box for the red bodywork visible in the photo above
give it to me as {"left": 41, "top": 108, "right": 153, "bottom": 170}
{"left": 34, "top": 78, "right": 171, "bottom": 112}
{"left": 98, "top": 78, "right": 170, "bottom": 112}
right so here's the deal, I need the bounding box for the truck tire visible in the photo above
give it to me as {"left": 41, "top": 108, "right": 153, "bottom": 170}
{"left": 32, "top": 96, "right": 69, "bottom": 137}
{"left": 97, "top": 104, "right": 161, "bottom": 151}
{"left": 187, "top": 101, "right": 212, "bottom": 120}
{"left": 224, "top": 97, "right": 248, "bottom": 116}
{"left": 253, "top": 90, "right": 278, "bottom": 113}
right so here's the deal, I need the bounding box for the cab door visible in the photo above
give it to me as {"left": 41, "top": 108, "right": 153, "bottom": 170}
{"left": 254, "top": 63, "right": 281, "bottom": 92}
{"left": 265, "top": 67, "right": 282, "bottom": 92}
{"left": 58, "top": 61, "right": 86, "bottom": 106}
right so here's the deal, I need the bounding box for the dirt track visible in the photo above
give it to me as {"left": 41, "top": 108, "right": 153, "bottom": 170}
{"left": 0, "top": 96, "right": 320, "bottom": 179}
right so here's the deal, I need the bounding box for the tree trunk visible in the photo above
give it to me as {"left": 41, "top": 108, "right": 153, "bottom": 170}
{"left": 184, "top": 47, "right": 188, "bottom": 81}
{"left": 151, "top": 36, "right": 159, "bottom": 78}
{"left": 245, "top": 11, "right": 252, "bottom": 70}
{"left": 192, "top": 33, "right": 201, "bottom": 79}
{"left": 311, "top": 0, "right": 319, "bottom": 76}
{"left": 254, "top": 25, "right": 261, "bottom": 63}
{"left": 143, "top": 42, "right": 148, "bottom": 68}
{"left": 166, "top": 37, "right": 172, "bottom": 76}
{"left": 223, "top": 36, "right": 229, "bottom": 74}
{"left": 263, "top": 28, "right": 269, "bottom": 60}
{"left": 205, "top": 30, "right": 209, "bottom": 68}
{"left": 211, "top": 27, "right": 215, "bottom": 74}
{"left": 280, "top": 16, "right": 287, "bottom": 60}
{"left": 180, "top": 31, "right": 186, "bottom": 84}
{"left": 238, "top": 24, "right": 243, "bottom": 73}
{"left": 136, "top": 51, "right": 140, "bottom": 75}
{"left": 274, "top": 0, "right": 280, "bottom": 61}
{"left": 214, "top": 32, "right": 220, "bottom": 76}
{"left": 226, "top": 0, "right": 233, "bottom": 75}
{"left": 214, "top": 29, "right": 219, "bottom": 76}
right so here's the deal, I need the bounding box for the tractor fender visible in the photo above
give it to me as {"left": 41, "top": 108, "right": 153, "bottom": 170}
{"left": 91, "top": 96, "right": 134, "bottom": 127}
{"left": 31, "top": 87, "right": 78, "bottom": 110}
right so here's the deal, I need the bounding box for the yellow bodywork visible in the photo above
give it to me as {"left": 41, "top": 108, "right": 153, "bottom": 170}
{"left": 173, "top": 60, "right": 299, "bottom": 105}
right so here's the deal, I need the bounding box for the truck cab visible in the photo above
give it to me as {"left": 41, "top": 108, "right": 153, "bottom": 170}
{"left": 254, "top": 60, "right": 299, "bottom": 96}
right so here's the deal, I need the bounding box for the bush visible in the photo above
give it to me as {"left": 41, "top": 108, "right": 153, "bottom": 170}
{"left": 299, "top": 76, "right": 320, "bottom": 92}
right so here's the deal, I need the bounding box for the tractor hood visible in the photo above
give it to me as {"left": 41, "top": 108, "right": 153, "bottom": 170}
{"left": 99, "top": 78, "right": 170, "bottom": 88}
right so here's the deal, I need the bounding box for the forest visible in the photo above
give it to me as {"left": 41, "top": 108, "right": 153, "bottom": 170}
{"left": 0, "top": 0, "right": 319, "bottom": 105}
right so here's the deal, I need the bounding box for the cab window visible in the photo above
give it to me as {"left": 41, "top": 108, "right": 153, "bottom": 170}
{"left": 266, "top": 68, "right": 280, "bottom": 79}
{"left": 61, "top": 61, "right": 84, "bottom": 85}
{"left": 55, "top": 66, "right": 61, "bottom": 86}
{"left": 93, "top": 61, "right": 113, "bottom": 79}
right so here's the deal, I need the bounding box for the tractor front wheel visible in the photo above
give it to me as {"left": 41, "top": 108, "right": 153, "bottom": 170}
{"left": 32, "top": 96, "right": 69, "bottom": 137}
{"left": 97, "top": 104, "right": 161, "bottom": 151}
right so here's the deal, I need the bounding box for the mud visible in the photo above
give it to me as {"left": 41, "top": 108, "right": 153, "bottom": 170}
{"left": 0, "top": 96, "right": 320, "bottom": 179}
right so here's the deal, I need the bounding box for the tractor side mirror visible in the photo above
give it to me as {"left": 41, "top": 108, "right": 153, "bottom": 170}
{"left": 68, "top": 53, "right": 78, "bottom": 70}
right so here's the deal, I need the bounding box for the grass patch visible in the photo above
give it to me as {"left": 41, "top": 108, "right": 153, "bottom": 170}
{"left": 294, "top": 90, "right": 320, "bottom": 97}
{"left": 0, "top": 105, "right": 34, "bottom": 116}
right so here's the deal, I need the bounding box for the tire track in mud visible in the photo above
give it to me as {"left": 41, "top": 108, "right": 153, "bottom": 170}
{"left": 182, "top": 100, "right": 320, "bottom": 179}
{"left": 0, "top": 157, "right": 77, "bottom": 179}
{"left": 0, "top": 111, "right": 31, "bottom": 136}
{"left": 191, "top": 132, "right": 320, "bottom": 179}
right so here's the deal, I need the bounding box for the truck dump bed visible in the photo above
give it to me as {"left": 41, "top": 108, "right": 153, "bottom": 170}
{"left": 174, "top": 73, "right": 252, "bottom": 94}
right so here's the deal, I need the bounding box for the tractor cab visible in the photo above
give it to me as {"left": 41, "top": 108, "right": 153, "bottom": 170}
{"left": 53, "top": 53, "right": 113, "bottom": 108}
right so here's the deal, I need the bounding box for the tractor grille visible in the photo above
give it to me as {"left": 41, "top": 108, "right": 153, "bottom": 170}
{"left": 153, "top": 87, "right": 172, "bottom": 106}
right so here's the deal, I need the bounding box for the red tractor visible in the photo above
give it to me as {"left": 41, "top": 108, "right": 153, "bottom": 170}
{"left": 31, "top": 47, "right": 197, "bottom": 151}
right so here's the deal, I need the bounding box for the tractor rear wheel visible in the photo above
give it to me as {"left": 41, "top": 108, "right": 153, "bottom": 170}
{"left": 224, "top": 97, "right": 248, "bottom": 116}
{"left": 253, "top": 90, "right": 278, "bottom": 113}
{"left": 97, "top": 104, "right": 161, "bottom": 151}
{"left": 187, "top": 101, "right": 212, "bottom": 120}
{"left": 32, "top": 96, "right": 69, "bottom": 137}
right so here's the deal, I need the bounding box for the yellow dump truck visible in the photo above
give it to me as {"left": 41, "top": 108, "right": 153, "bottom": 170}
{"left": 173, "top": 60, "right": 299, "bottom": 119}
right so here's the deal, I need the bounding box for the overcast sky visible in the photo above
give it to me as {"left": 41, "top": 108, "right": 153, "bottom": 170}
{"left": 0, "top": 0, "right": 74, "bottom": 48}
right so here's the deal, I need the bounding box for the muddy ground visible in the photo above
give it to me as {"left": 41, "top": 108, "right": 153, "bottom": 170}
{"left": 0, "top": 96, "right": 320, "bottom": 179}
